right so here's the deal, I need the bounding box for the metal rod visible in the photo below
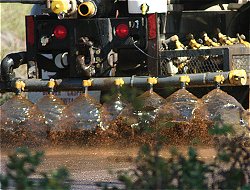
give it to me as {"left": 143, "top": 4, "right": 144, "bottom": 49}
{"left": 0, "top": 71, "right": 245, "bottom": 92}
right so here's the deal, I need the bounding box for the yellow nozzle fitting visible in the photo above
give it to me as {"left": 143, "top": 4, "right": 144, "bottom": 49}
{"left": 47, "top": 79, "right": 56, "bottom": 89}
{"left": 15, "top": 80, "right": 25, "bottom": 92}
{"left": 114, "top": 78, "right": 125, "bottom": 87}
{"left": 147, "top": 77, "right": 157, "bottom": 85}
{"left": 51, "top": 0, "right": 69, "bottom": 14}
{"left": 218, "top": 32, "right": 233, "bottom": 46}
{"left": 214, "top": 75, "right": 225, "bottom": 84}
{"left": 189, "top": 39, "right": 202, "bottom": 49}
{"left": 78, "top": 1, "right": 96, "bottom": 17}
{"left": 203, "top": 33, "right": 219, "bottom": 47}
{"left": 229, "top": 70, "right": 247, "bottom": 86}
{"left": 140, "top": 3, "right": 149, "bottom": 15}
{"left": 179, "top": 75, "right": 190, "bottom": 85}
{"left": 82, "top": 79, "right": 92, "bottom": 87}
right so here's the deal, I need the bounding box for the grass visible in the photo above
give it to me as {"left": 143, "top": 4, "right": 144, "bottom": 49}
{"left": 0, "top": 3, "right": 32, "bottom": 60}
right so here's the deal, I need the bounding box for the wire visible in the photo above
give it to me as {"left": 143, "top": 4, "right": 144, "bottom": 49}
{"left": 133, "top": 40, "right": 159, "bottom": 60}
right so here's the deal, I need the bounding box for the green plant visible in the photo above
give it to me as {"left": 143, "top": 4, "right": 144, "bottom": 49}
{"left": 99, "top": 122, "right": 250, "bottom": 190}
{"left": 0, "top": 147, "right": 71, "bottom": 190}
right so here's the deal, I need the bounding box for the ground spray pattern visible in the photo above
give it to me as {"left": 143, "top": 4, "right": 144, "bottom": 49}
{"left": 0, "top": 79, "right": 249, "bottom": 148}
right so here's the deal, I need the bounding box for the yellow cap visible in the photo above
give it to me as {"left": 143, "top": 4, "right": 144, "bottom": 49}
{"left": 179, "top": 75, "right": 190, "bottom": 84}
{"left": 147, "top": 77, "right": 157, "bottom": 85}
{"left": 114, "top": 78, "right": 125, "bottom": 87}
{"left": 214, "top": 75, "right": 225, "bottom": 84}
{"left": 82, "top": 79, "right": 92, "bottom": 87}
{"left": 51, "top": 0, "right": 69, "bottom": 14}
{"left": 47, "top": 79, "right": 56, "bottom": 89}
{"left": 229, "top": 70, "right": 247, "bottom": 85}
{"left": 15, "top": 80, "right": 25, "bottom": 91}
{"left": 141, "top": 3, "right": 149, "bottom": 15}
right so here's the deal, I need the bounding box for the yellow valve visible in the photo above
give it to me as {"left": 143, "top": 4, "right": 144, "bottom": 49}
{"left": 147, "top": 77, "right": 157, "bottom": 85}
{"left": 214, "top": 75, "right": 225, "bottom": 84}
{"left": 172, "top": 35, "right": 185, "bottom": 50}
{"left": 114, "top": 78, "right": 125, "bottom": 87}
{"left": 82, "top": 79, "right": 92, "bottom": 87}
{"left": 140, "top": 3, "right": 149, "bottom": 15}
{"left": 15, "top": 80, "right": 25, "bottom": 91}
{"left": 218, "top": 32, "right": 233, "bottom": 46}
{"left": 229, "top": 70, "right": 247, "bottom": 86}
{"left": 51, "top": 0, "right": 69, "bottom": 14}
{"left": 179, "top": 75, "right": 190, "bottom": 85}
{"left": 47, "top": 79, "right": 56, "bottom": 89}
{"left": 203, "top": 33, "right": 220, "bottom": 47}
{"left": 78, "top": 1, "right": 96, "bottom": 17}
{"left": 189, "top": 39, "right": 202, "bottom": 49}
{"left": 237, "top": 34, "right": 250, "bottom": 48}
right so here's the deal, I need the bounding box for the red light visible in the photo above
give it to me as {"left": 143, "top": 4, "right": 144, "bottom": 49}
{"left": 115, "top": 24, "right": 129, "bottom": 39}
{"left": 53, "top": 25, "right": 67, "bottom": 39}
{"left": 148, "top": 14, "right": 156, "bottom": 40}
{"left": 26, "top": 16, "right": 34, "bottom": 45}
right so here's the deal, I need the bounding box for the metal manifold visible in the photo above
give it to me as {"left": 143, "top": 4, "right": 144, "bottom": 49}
{"left": 0, "top": 70, "right": 248, "bottom": 92}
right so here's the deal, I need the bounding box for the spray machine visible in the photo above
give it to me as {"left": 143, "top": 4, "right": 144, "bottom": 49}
{"left": 0, "top": 0, "right": 249, "bottom": 108}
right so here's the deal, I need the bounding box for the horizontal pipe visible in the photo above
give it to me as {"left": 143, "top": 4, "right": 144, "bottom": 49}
{"left": 0, "top": 71, "right": 247, "bottom": 92}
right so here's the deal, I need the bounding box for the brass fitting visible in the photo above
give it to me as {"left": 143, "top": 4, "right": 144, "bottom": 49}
{"left": 229, "top": 70, "right": 247, "bottom": 85}
{"left": 78, "top": 1, "right": 97, "bottom": 17}
{"left": 147, "top": 77, "right": 158, "bottom": 85}
{"left": 214, "top": 75, "right": 225, "bottom": 84}
{"left": 51, "top": 0, "right": 69, "bottom": 14}
{"left": 114, "top": 78, "right": 125, "bottom": 87}
{"left": 179, "top": 75, "right": 190, "bottom": 85}
{"left": 82, "top": 79, "right": 92, "bottom": 87}
{"left": 140, "top": 3, "right": 149, "bottom": 15}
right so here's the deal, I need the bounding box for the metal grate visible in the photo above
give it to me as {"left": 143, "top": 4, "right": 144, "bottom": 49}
{"left": 232, "top": 55, "right": 250, "bottom": 73}
{"left": 159, "top": 48, "right": 228, "bottom": 76}
{"left": 160, "top": 55, "right": 223, "bottom": 75}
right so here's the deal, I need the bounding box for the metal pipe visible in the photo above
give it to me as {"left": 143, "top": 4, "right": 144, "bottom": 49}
{"left": 0, "top": 71, "right": 247, "bottom": 92}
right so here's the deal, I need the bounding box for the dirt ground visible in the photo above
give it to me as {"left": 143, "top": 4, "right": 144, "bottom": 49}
{"left": 0, "top": 146, "right": 217, "bottom": 190}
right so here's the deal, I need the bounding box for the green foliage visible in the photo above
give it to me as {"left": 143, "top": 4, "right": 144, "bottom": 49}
{"left": 0, "top": 92, "right": 14, "bottom": 105}
{"left": 0, "top": 147, "right": 71, "bottom": 190}
{"left": 0, "top": 3, "right": 32, "bottom": 60}
{"left": 99, "top": 124, "right": 250, "bottom": 190}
